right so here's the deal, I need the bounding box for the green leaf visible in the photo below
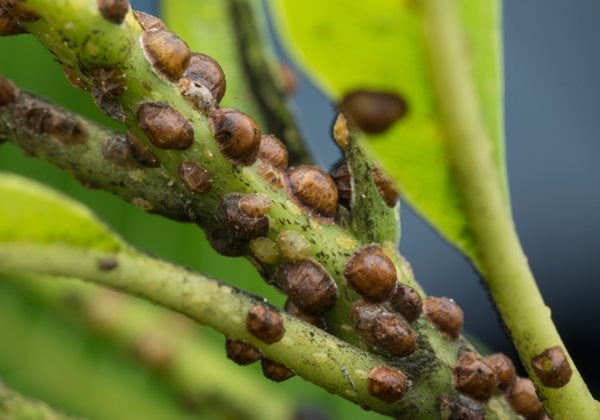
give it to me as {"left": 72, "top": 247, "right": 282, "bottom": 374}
{"left": 0, "top": 172, "right": 123, "bottom": 251}
{"left": 270, "top": 0, "right": 506, "bottom": 262}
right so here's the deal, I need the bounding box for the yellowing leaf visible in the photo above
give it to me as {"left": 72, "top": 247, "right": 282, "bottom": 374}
{"left": 270, "top": 0, "right": 506, "bottom": 262}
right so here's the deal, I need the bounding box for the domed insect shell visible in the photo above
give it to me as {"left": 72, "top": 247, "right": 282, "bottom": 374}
{"left": 261, "top": 358, "right": 295, "bottom": 382}
{"left": 367, "top": 365, "right": 408, "bottom": 403}
{"left": 217, "top": 193, "right": 270, "bottom": 242}
{"left": 340, "top": 90, "right": 408, "bottom": 134}
{"left": 134, "top": 11, "right": 167, "bottom": 31}
{"left": 285, "top": 165, "right": 339, "bottom": 222}
{"left": 344, "top": 244, "right": 397, "bottom": 301}
{"left": 423, "top": 296, "right": 464, "bottom": 341}
{"left": 330, "top": 160, "right": 352, "bottom": 208}
{"left": 452, "top": 351, "right": 497, "bottom": 402}
{"left": 246, "top": 305, "right": 285, "bottom": 344}
{"left": 97, "top": 0, "right": 130, "bottom": 25}
{"left": 209, "top": 108, "right": 261, "bottom": 166}
{"left": 137, "top": 102, "right": 194, "bottom": 150}
{"left": 179, "top": 53, "right": 226, "bottom": 113}
{"left": 142, "top": 28, "right": 191, "bottom": 81}
{"left": 506, "top": 378, "right": 546, "bottom": 419}
{"left": 225, "top": 338, "right": 262, "bottom": 366}
{"left": 0, "top": 75, "right": 19, "bottom": 106}
{"left": 531, "top": 346, "right": 572, "bottom": 388}
{"left": 256, "top": 134, "right": 288, "bottom": 189}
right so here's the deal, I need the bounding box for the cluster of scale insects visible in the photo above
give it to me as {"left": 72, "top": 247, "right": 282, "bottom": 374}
{"left": 0, "top": 0, "right": 575, "bottom": 417}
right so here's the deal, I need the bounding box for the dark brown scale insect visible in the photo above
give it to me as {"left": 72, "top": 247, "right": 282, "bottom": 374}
{"left": 239, "top": 193, "right": 271, "bottom": 218}
{"left": 205, "top": 228, "right": 246, "bottom": 257}
{"left": 182, "top": 53, "right": 226, "bottom": 103}
{"left": 62, "top": 66, "right": 86, "bottom": 90}
{"left": 261, "top": 358, "right": 295, "bottom": 382}
{"left": 285, "top": 165, "right": 338, "bottom": 222}
{"left": 101, "top": 135, "right": 138, "bottom": 168}
{"left": 0, "top": 75, "right": 19, "bottom": 106}
{"left": 225, "top": 338, "right": 261, "bottom": 365}
{"left": 351, "top": 301, "right": 417, "bottom": 357}
{"left": 133, "top": 10, "right": 166, "bottom": 31}
{"left": 275, "top": 261, "right": 337, "bottom": 315}
{"left": 506, "top": 378, "right": 546, "bottom": 419}
{"left": 0, "top": 6, "right": 26, "bottom": 35}
{"left": 217, "top": 193, "right": 269, "bottom": 241}
{"left": 125, "top": 131, "right": 160, "bottom": 167}
{"left": 344, "top": 245, "right": 397, "bottom": 301}
{"left": 484, "top": 353, "right": 516, "bottom": 391}
{"left": 137, "top": 102, "right": 194, "bottom": 150}
{"left": 453, "top": 351, "right": 497, "bottom": 401}
{"left": 209, "top": 108, "right": 261, "bottom": 166}
{"left": 423, "top": 296, "right": 464, "bottom": 341}
{"left": 389, "top": 283, "right": 422, "bottom": 322}
{"left": 439, "top": 396, "right": 485, "bottom": 420}
{"left": 246, "top": 305, "right": 285, "bottom": 344}
{"left": 329, "top": 160, "right": 352, "bottom": 208}
{"left": 96, "top": 0, "right": 129, "bottom": 24}
{"left": 257, "top": 160, "right": 284, "bottom": 189}
{"left": 372, "top": 166, "right": 400, "bottom": 207}
{"left": 88, "top": 67, "right": 127, "bottom": 122}
{"left": 97, "top": 257, "right": 118, "bottom": 271}
{"left": 20, "top": 102, "right": 88, "bottom": 145}
{"left": 257, "top": 134, "right": 288, "bottom": 170}
{"left": 284, "top": 299, "right": 326, "bottom": 329}
{"left": 178, "top": 161, "right": 212, "bottom": 194}
{"left": 142, "top": 29, "right": 191, "bottom": 81}
{"left": 531, "top": 346, "right": 572, "bottom": 388}
{"left": 340, "top": 90, "right": 408, "bottom": 134}
{"left": 367, "top": 365, "right": 408, "bottom": 403}
{"left": 2, "top": 0, "right": 39, "bottom": 22}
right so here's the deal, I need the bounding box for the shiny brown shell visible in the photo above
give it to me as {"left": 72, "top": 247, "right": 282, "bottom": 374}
{"left": 423, "top": 296, "right": 464, "bottom": 341}
{"left": 183, "top": 53, "right": 226, "bottom": 102}
{"left": 142, "top": 29, "right": 191, "bottom": 81}
{"left": 209, "top": 108, "right": 261, "bottom": 166}
{"left": 257, "top": 134, "right": 288, "bottom": 170}
{"left": 367, "top": 365, "right": 408, "bottom": 403}
{"left": 531, "top": 346, "right": 572, "bottom": 388}
{"left": 125, "top": 131, "right": 160, "bottom": 167}
{"left": 225, "top": 338, "right": 261, "bottom": 365}
{"left": 239, "top": 193, "right": 271, "bottom": 218}
{"left": 330, "top": 160, "right": 352, "bottom": 208}
{"left": 217, "top": 193, "right": 269, "bottom": 241}
{"left": 453, "top": 352, "right": 497, "bottom": 401}
{"left": 246, "top": 305, "right": 285, "bottom": 344}
{"left": 133, "top": 11, "right": 166, "bottom": 31}
{"left": 340, "top": 90, "right": 408, "bottom": 134}
{"left": 261, "top": 358, "right": 295, "bottom": 382}
{"left": 275, "top": 260, "right": 337, "bottom": 315}
{"left": 344, "top": 245, "right": 397, "bottom": 301}
{"left": 372, "top": 166, "right": 400, "bottom": 207}
{"left": 0, "top": 75, "right": 19, "bottom": 106}
{"left": 97, "top": 0, "right": 129, "bottom": 24}
{"left": 285, "top": 165, "right": 338, "bottom": 221}
{"left": 178, "top": 161, "right": 212, "bottom": 194}
{"left": 389, "top": 283, "right": 422, "bottom": 322}
{"left": 484, "top": 353, "right": 516, "bottom": 391}
{"left": 506, "top": 378, "right": 545, "bottom": 419}
{"left": 137, "top": 102, "right": 194, "bottom": 150}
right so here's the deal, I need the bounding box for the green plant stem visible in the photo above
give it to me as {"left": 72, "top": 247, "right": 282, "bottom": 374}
{"left": 0, "top": 384, "right": 78, "bottom": 420}
{"left": 7, "top": 273, "right": 292, "bottom": 420}
{"left": 421, "top": 0, "right": 598, "bottom": 418}
{"left": 0, "top": 242, "right": 515, "bottom": 419}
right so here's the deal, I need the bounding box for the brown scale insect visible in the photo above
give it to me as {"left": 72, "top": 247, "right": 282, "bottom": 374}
{"left": 506, "top": 378, "right": 546, "bottom": 419}
{"left": 484, "top": 353, "right": 516, "bottom": 391}
{"left": 351, "top": 301, "right": 417, "bottom": 357}
{"left": 284, "top": 299, "right": 326, "bottom": 330}
{"left": 205, "top": 228, "right": 246, "bottom": 257}
{"left": 225, "top": 338, "right": 261, "bottom": 366}
{"left": 88, "top": 67, "right": 127, "bottom": 122}
{"left": 0, "top": 6, "right": 26, "bottom": 35}
{"left": 531, "top": 345, "right": 572, "bottom": 388}
{"left": 340, "top": 90, "right": 408, "bottom": 134}
{"left": 453, "top": 351, "right": 497, "bottom": 402}
{"left": 19, "top": 102, "right": 88, "bottom": 145}
{"left": 97, "top": 257, "right": 118, "bottom": 271}
{"left": 367, "top": 365, "right": 408, "bottom": 403}
{"left": 182, "top": 53, "right": 226, "bottom": 103}
{"left": 209, "top": 107, "right": 261, "bottom": 166}
{"left": 261, "top": 358, "right": 295, "bottom": 382}
{"left": 389, "top": 283, "right": 422, "bottom": 322}
{"left": 239, "top": 193, "right": 271, "bottom": 218}
{"left": 274, "top": 260, "right": 337, "bottom": 315}
{"left": 0, "top": 75, "right": 19, "bottom": 106}
{"left": 246, "top": 305, "right": 285, "bottom": 344}
{"left": 178, "top": 161, "right": 212, "bottom": 194}
{"left": 278, "top": 62, "right": 297, "bottom": 96}
{"left": 96, "top": 0, "right": 129, "bottom": 25}
{"left": 372, "top": 166, "right": 400, "bottom": 207}
{"left": 285, "top": 165, "right": 338, "bottom": 222}
{"left": 62, "top": 66, "right": 86, "bottom": 90}
{"left": 133, "top": 10, "right": 166, "bottom": 31}
{"left": 439, "top": 396, "right": 485, "bottom": 420}
{"left": 217, "top": 193, "right": 269, "bottom": 241}
{"left": 101, "top": 135, "right": 138, "bottom": 168}
{"left": 344, "top": 245, "right": 397, "bottom": 301}
{"left": 2, "top": 0, "right": 39, "bottom": 22}
{"left": 142, "top": 29, "right": 191, "bottom": 81}
{"left": 257, "top": 134, "right": 288, "bottom": 170}
{"left": 137, "top": 102, "right": 194, "bottom": 150}
{"left": 423, "top": 296, "right": 464, "bottom": 341}
{"left": 329, "top": 160, "right": 352, "bottom": 208}
{"left": 257, "top": 160, "right": 284, "bottom": 189}
{"left": 125, "top": 131, "right": 160, "bottom": 167}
